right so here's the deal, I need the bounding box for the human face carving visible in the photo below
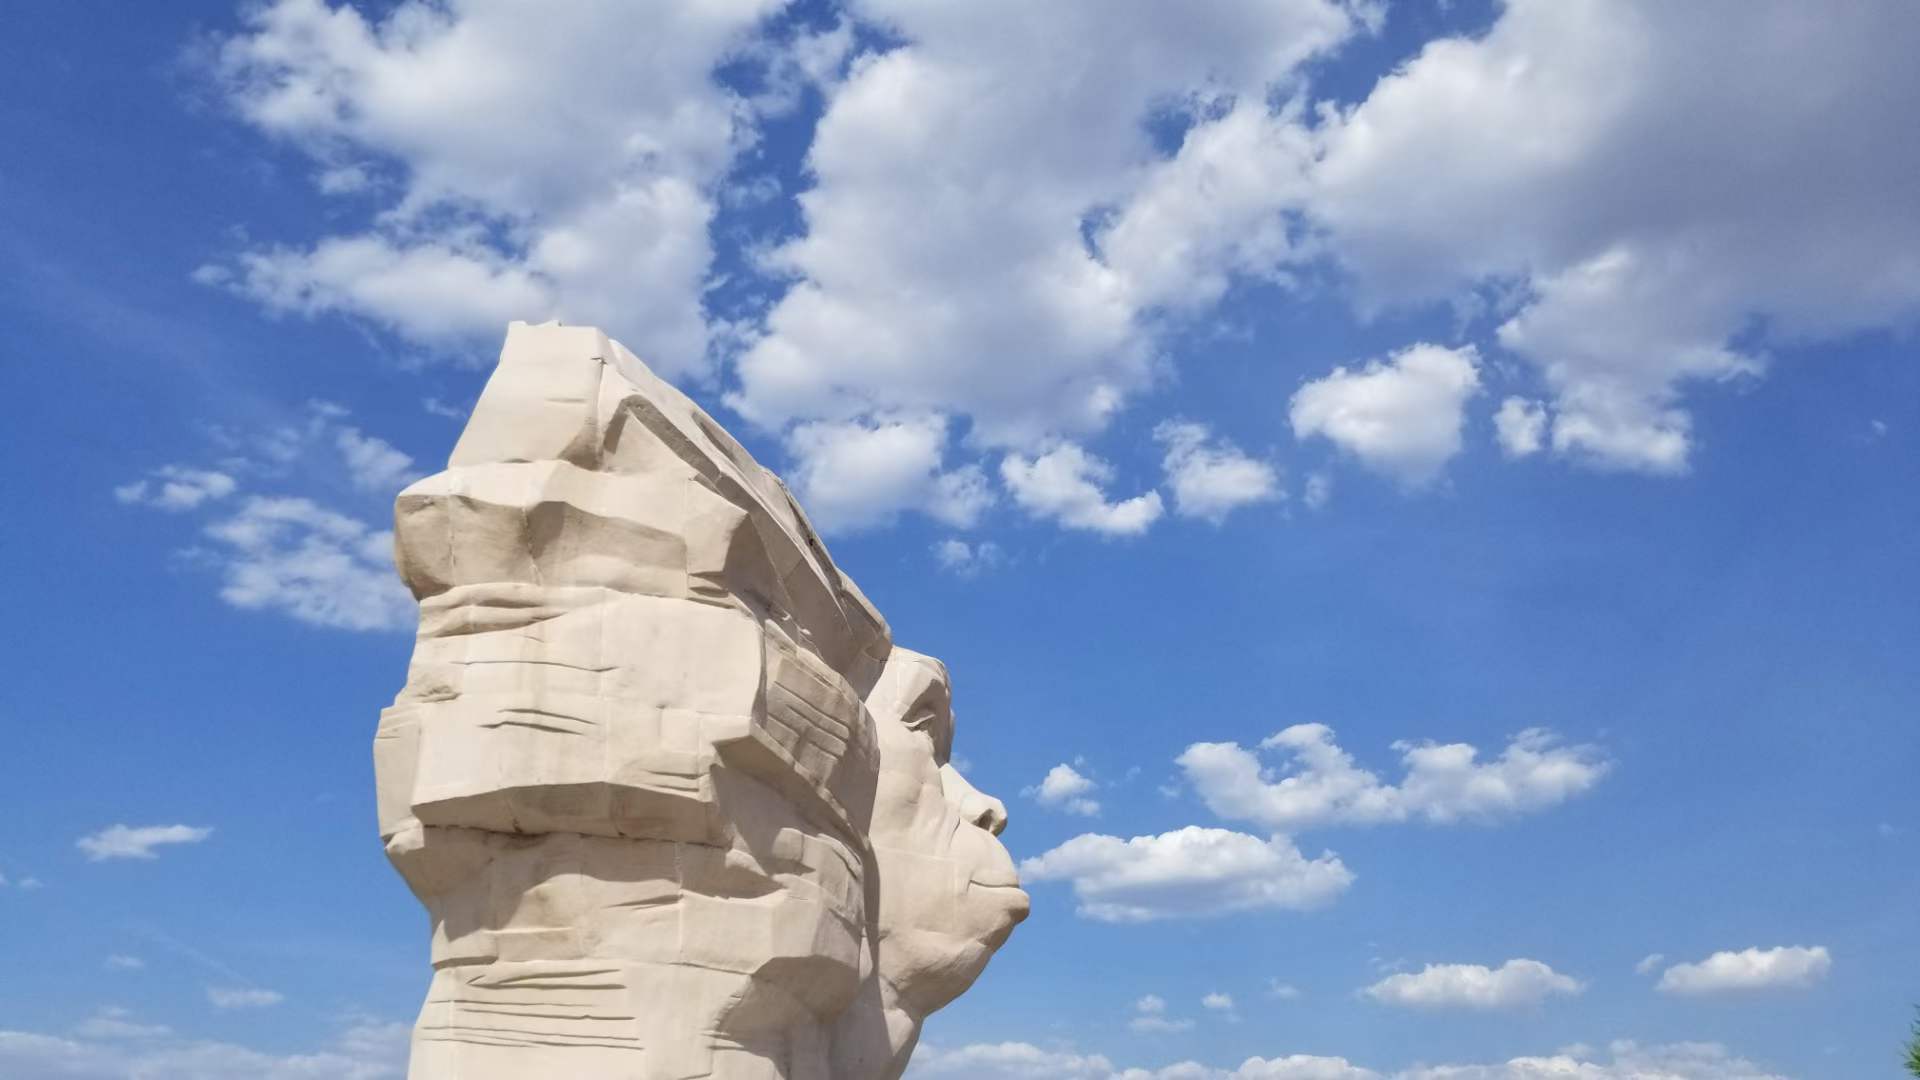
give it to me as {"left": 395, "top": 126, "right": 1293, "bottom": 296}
{"left": 862, "top": 649, "right": 1028, "bottom": 1018}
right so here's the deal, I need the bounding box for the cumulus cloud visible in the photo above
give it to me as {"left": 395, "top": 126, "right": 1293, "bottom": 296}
{"left": 76, "top": 824, "right": 213, "bottom": 862}
{"left": 114, "top": 467, "right": 238, "bottom": 511}
{"left": 207, "top": 987, "right": 285, "bottom": 1010}
{"left": 1019, "top": 826, "right": 1352, "bottom": 923}
{"left": 199, "top": 0, "right": 1920, "bottom": 536}
{"left": 932, "top": 538, "right": 1004, "bottom": 577}
{"left": 1492, "top": 398, "right": 1548, "bottom": 459}
{"left": 1178, "top": 724, "right": 1608, "bottom": 833}
{"left": 733, "top": 0, "right": 1360, "bottom": 449}
{"left": 906, "top": 1038, "right": 1784, "bottom": 1080}
{"left": 907, "top": 1041, "right": 1375, "bottom": 1080}
{"left": 208, "top": 0, "right": 782, "bottom": 372}
{"left": 1128, "top": 994, "right": 1194, "bottom": 1034}
{"left": 1362, "top": 959, "right": 1583, "bottom": 1011}
{"left": 1002, "top": 444, "right": 1163, "bottom": 536}
{"left": 905, "top": 1041, "right": 1126, "bottom": 1079}
{"left": 1392, "top": 1040, "right": 1788, "bottom": 1080}
{"left": 201, "top": 496, "right": 416, "bottom": 632}
{"left": 1025, "top": 763, "right": 1101, "bottom": 817}
{"left": 1155, "top": 421, "right": 1280, "bottom": 523}
{"left": 1655, "top": 946, "right": 1832, "bottom": 996}
{"left": 785, "top": 415, "right": 992, "bottom": 533}
{"left": 1289, "top": 344, "right": 1482, "bottom": 485}
{"left": 1305, "top": 0, "right": 1920, "bottom": 474}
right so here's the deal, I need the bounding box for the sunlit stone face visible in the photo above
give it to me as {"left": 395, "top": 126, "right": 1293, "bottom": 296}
{"left": 864, "top": 649, "right": 1029, "bottom": 1018}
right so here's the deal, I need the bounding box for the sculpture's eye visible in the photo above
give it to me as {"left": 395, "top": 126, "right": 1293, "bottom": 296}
{"left": 904, "top": 709, "right": 938, "bottom": 742}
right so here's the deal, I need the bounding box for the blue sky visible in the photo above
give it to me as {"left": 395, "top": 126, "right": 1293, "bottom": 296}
{"left": 1, "top": 1, "right": 1916, "bottom": 1077}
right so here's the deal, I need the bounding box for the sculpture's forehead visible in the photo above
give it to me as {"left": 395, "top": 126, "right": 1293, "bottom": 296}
{"left": 412, "top": 319, "right": 893, "bottom": 690}
{"left": 872, "top": 648, "right": 951, "bottom": 712}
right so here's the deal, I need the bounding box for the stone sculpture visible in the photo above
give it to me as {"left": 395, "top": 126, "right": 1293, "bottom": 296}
{"left": 376, "top": 322, "right": 1027, "bottom": 1079}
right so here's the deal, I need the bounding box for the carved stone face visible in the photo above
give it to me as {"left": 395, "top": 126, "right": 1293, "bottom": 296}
{"left": 378, "top": 323, "right": 893, "bottom": 1078}
{"left": 864, "top": 649, "right": 1029, "bottom": 1019}
{"left": 378, "top": 322, "right": 1021, "bottom": 1079}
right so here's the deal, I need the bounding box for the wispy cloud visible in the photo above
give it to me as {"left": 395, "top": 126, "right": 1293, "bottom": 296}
{"left": 76, "top": 825, "right": 213, "bottom": 862}
{"left": 207, "top": 987, "right": 284, "bottom": 1010}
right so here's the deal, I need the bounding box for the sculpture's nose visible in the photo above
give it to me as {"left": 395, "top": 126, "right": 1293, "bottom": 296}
{"left": 968, "top": 794, "right": 1009, "bottom": 837}
{"left": 943, "top": 764, "right": 1009, "bottom": 836}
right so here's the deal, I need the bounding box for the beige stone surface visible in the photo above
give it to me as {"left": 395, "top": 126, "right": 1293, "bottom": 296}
{"left": 378, "top": 321, "right": 1026, "bottom": 1079}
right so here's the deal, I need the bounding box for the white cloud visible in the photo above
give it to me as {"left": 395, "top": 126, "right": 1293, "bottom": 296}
{"left": 116, "top": 407, "right": 420, "bottom": 633}
{"left": 105, "top": 955, "right": 145, "bottom": 971}
{"left": 0, "top": 1014, "right": 405, "bottom": 1080}
{"left": 1302, "top": 472, "right": 1332, "bottom": 511}
{"left": 1231, "top": 1060, "right": 1375, "bottom": 1080}
{"left": 732, "top": 1, "right": 1360, "bottom": 448}
{"left": 1267, "top": 980, "right": 1303, "bottom": 1001}
{"left": 335, "top": 427, "right": 417, "bottom": 494}
{"left": 906, "top": 1039, "right": 1781, "bottom": 1080}
{"left": 1002, "top": 444, "right": 1163, "bottom": 536}
{"left": 124, "top": 403, "right": 416, "bottom": 505}
{"left": 785, "top": 416, "right": 992, "bottom": 533}
{"left": 421, "top": 397, "right": 467, "bottom": 420}
{"left": 207, "top": 987, "right": 285, "bottom": 1010}
{"left": 1362, "top": 959, "right": 1584, "bottom": 1011}
{"left": 1305, "top": 0, "right": 1920, "bottom": 473}
{"left": 1155, "top": 421, "right": 1280, "bottom": 523}
{"left": 201, "top": 496, "right": 416, "bottom": 632}
{"left": 1392, "top": 1040, "right": 1788, "bottom": 1080}
{"left": 73, "top": 1008, "right": 171, "bottom": 1041}
{"left": 1289, "top": 344, "right": 1482, "bottom": 485}
{"left": 114, "top": 467, "right": 238, "bottom": 511}
{"left": 199, "top": 0, "right": 1920, "bottom": 536}
{"left": 1634, "top": 953, "right": 1665, "bottom": 976}
{"left": 224, "top": 237, "right": 555, "bottom": 351}
{"left": 933, "top": 538, "right": 1004, "bottom": 577}
{"left": 1129, "top": 994, "right": 1194, "bottom": 1034}
{"left": 1655, "top": 946, "right": 1832, "bottom": 996}
{"left": 905, "top": 1042, "right": 1130, "bottom": 1079}
{"left": 1025, "top": 764, "right": 1101, "bottom": 817}
{"left": 1178, "top": 724, "right": 1608, "bottom": 833}
{"left": 210, "top": 0, "right": 782, "bottom": 373}
{"left": 1019, "top": 826, "right": 1352, "bottom": 923}
{"left": 76, "top": 824, "right": 213, "bottom": 862}
{"left": 1201, "top": 992, "right": 1234, "bottom": 1012}
{"left": 1097, "top": 101, "right": 1318, "bottom": 317}
{"left": 1492, "top": 398, "right": 1548, "bottom": 459}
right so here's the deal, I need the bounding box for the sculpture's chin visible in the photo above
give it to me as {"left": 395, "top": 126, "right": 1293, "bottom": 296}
{"left": 972, "top": 882, "right": 1032, "bottom": 945}
{"left": 886, "top": 882, "right": 1029, "bottom": 1018}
